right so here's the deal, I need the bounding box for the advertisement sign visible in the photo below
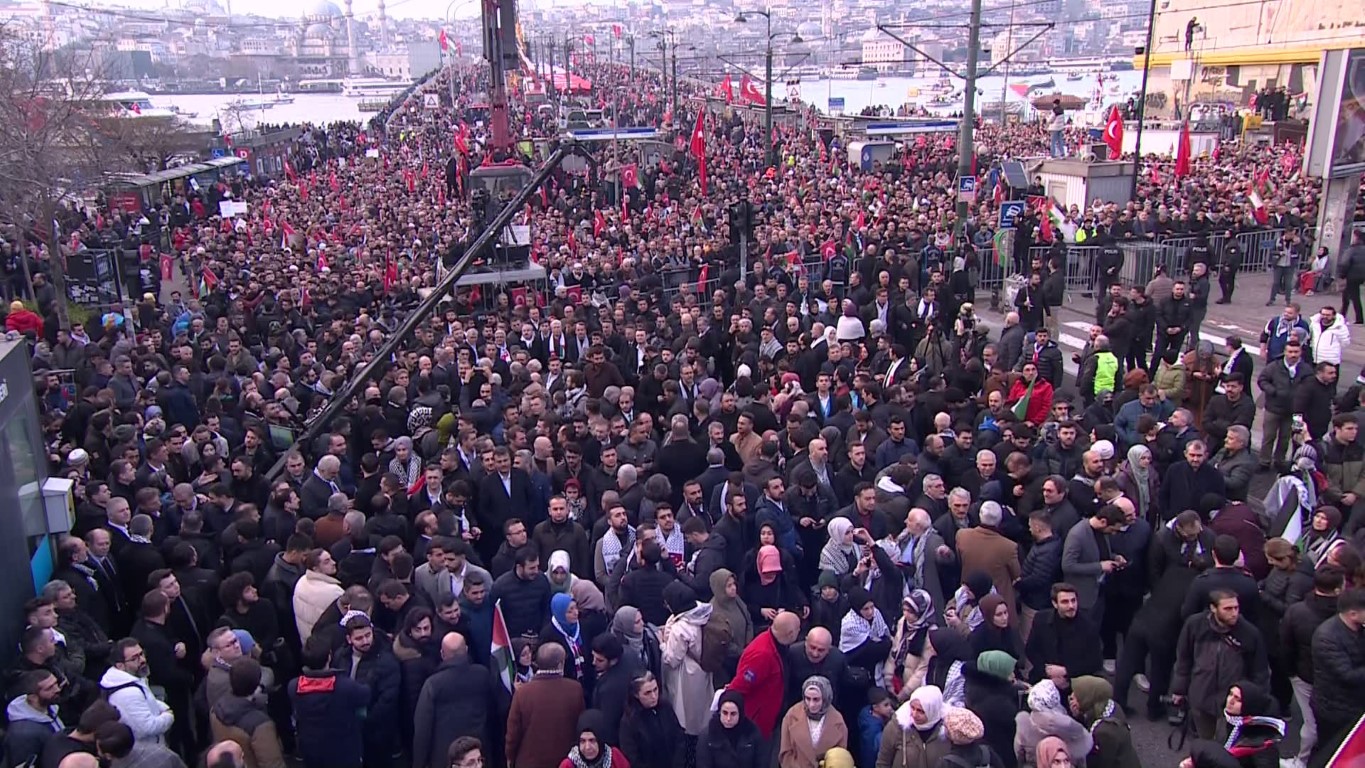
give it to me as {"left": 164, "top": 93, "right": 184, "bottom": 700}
{"left": 957, "top": 175, "right": 977, "bottom": 203}
{"left": 1331, "top": 48, "right": 1365, "bottom": 177}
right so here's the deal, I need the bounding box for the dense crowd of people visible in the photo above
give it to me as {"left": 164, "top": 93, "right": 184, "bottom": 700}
{"left": 4, "top": 55, "right": 1365, "bottom": 768}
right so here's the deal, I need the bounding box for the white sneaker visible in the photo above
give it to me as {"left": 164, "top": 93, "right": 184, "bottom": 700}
{"left": 1103, "top": 659, "right": 1116, "bottom": 675}
{"left": 1135, "top": 674, "right": 1150, "bottom": 692}
{"left": 1280, "top": 757, "right": 1305, "bottom": 768}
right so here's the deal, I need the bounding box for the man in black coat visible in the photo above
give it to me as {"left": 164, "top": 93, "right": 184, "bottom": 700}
{"left": 589, "top": 635, "right": 633, "bottom": 745}
{"left": 681, "top": 518, "right": 727, "bottom": 601}
{"left": 332, "top": 615, "right": 402, "bottom": 768}
{"left": 1024, "top": 583, "right": 1103, "bottom": 686}
{"left": 477, "top": 448, "right": 538, "bottom": 550}
{"left": 1180, "top": 534, "right": 1261, "bottom": 626}
{"left": 412, "top": 633, "right": 495, "bottom": 768}
{"left": 130, "top": 590, "right": 195, "bottom": 755}
{"left": 116, "top": 516, "right": 165, "bottom": 610}
{"left": 489, "top": 546, "right": 551, "bottom": 638}
{"left": 1171, "top": 590, "right": 1269, "bottom": 739}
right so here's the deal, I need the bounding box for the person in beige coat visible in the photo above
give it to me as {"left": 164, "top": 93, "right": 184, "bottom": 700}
{"left": 660, "top": 582, "right": 715, "bottom": 736}
{"left": 876, "top": 685, "right": 951, "bottom": 768}
{"left": 291, "top": 550, "right": 343, "bottom": 643}
{"left": 884, "top": 590, "right": 938, "bottom": 699}
{"left": 209, "top": 658, "right": 286, "bottom": 768}
{"left": 779, "top": 676, "right": 848, "bottom": 768}
{"left": 952, "top": 502, "right": 1021, "bottom": 615}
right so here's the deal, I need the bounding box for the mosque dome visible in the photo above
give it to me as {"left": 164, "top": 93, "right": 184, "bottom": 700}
{"left": 303, "top": 0, "right": 343, "bottom": 20}
{"left": 304, "top": 21, "right": 337, "bottom": 39}
{"left": 796, "top": 22, "right": 822, "bottom": 40}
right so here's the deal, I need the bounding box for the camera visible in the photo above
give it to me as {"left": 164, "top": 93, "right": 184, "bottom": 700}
{"left": 1157, "top": 694, "right": 1187, "bottom": 726}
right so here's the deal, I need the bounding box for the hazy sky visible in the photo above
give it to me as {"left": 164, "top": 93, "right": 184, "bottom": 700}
{"left": 114, "top": 0, "right": 608, "bottom": 21}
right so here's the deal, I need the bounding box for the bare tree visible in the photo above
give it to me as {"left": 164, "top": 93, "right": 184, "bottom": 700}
{"left": 0, "top": 27, "right": 193, "bottom": 327}
{"left": 104, "top": 116, "right": 206, "bottom": 173}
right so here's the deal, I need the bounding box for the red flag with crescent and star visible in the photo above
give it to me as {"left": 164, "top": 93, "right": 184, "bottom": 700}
{"left": 1103, "top": 106, "right": 1123, "bottom": 160}
{"left": 690, "top": 109, "right": 708, "bottom": 195}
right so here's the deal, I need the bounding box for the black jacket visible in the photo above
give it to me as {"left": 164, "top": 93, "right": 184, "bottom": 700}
{"left": 685, "top": 534, "right": 729, "bottom": 601}
{"left": 1015, "top": 536, "right": 1063, "bottom": 610}
{"left": 1309, "top": 615, "right": 1365, "bottom": 729}
{"left": 287, "top": 671, "right": 370, "bottom": 768}
{"left": 1171, "top": 613, "right": 1268, "bottom": 716}
{"left": 1023, "top": 608, "right": 1104, "bottom": 683}
{"left": 330, "top": 642, "right": 402, "bottom": 761}
{"left": 490, "top": 571, "right": 551, "bottom": 638}
{"left": 696, "top": 716, "right": 762, "bottom": 768}
{"left": 592, "top": 659, "right": 636, "bottom": 746}
{"left": 412, "top": 656, "right": 496, "bottom": 768}
{"left": 1181, "top": 567, "right": 1261, "bottom": 627}
{"left": 962, "top": 662, "right": 1021, "bottom": 768}
{"left": 1279, "top": 591, "right": 1337, "bottom": 683}
{"left": 620, "top": 701, "right": 687, "bottom": 768}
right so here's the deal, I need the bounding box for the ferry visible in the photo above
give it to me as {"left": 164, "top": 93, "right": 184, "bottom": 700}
{"left": 342, "top": 77, "right": 413, "bottom": 98}
{"left": 98, "top": 91, "right": 176, "bottom": 118}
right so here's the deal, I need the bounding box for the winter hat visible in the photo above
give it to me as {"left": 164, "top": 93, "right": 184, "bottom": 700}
{"left": 66, "top": 448, "right": 89, "bottom": 466}
{"left": 1231, "top": 679, "right": 1276, "bottom": 718}
{"left": 663, "top": 581, "right": 699, "bottom": 615}
{"left": 976, "top": 650, "right": 1016, "bottom": 681}
{"left": 942, "top": 706, "right": 984, "bottom": 745}
{"left": 821, "top": 747, "right": 855, "bottom": 768}
{"left": 1092, "top": 439, "right": 1115, "bottom": 461}
{"left": 817, "top": 570, "right": 839, "bottom": 589}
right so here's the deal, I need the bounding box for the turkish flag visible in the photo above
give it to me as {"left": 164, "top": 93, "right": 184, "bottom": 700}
{"left": 439, "top": 28, "right": 449, "bottom": 51}
{"left": 719, "top": 74, "right": 735, "bottom": 104}
{"left": 621, "top": 163, "right": 639, "bottom": 188}
{"left": 593, "top": 210, "right": 606, "bottom": 237}
{"left": 1103, "top": 105, "right": 1124, "bottom": 160}
{"left": 1174, "top": 121, "right": 1192, "bottom": 179}
{"left": 690, "top": 109, "right": 708, "bottom": 195}
{"left": 739, "top": 74, "right": 766, "bottom": 106}
{"left": 383, "top": 251, "right": 398, "bottom": 293}
{"left": 611, "top": 23, "right": 622, "bottom": 38}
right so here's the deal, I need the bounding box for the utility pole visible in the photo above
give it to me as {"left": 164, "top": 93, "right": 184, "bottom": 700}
{"left": 547, "top": 35, "right": 556, "bottom": 103}
{"left": 671, "top": 43, "right": 679, "bottom": 117}
{"left": 765, "top": 40, "right": 774, "bottom": 168}
{"left": 628, "top": 35, "right": 635, "bottom": 80}
{"left": 955, "top": 0, "right": 983, "bottom": 234}
{"left": 1131, "top": 0, "right": 1158, "bottom": 199}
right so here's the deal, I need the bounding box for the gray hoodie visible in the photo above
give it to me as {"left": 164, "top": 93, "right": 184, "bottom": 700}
{"left": 5, "top": 695, "right": 64, "bottom": 767}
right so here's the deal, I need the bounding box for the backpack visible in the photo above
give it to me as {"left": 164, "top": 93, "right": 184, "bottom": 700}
{"left": 699, "top": 613, "right": 733, "bottom": 675}
{"left": 940, "top": 745, "right": 991, "bottom": 768}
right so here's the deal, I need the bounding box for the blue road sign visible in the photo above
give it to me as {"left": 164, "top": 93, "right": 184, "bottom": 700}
{"left": 957, "top": 175, "right": 978, "bottom": 202}
{"left": 828, "top": 97, "right": 845, "bottom": 112}
{"left": 999, "top": 201, "right": 1026, "bottom": 229}
{"left": 210, "top": 147, "right": 227, "bottom": 159}
{"left": 565, "top": 127, "right": 659, "bottom": 142}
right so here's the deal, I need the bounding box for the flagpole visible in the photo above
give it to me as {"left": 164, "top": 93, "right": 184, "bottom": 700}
{"left": 1130, "top": 0, "right": 1158, "bottom": 200}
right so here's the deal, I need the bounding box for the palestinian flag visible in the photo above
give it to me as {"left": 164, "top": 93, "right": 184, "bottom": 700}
{"left": 1011, "top": 380, "right": 1035, "bottom": 420}
{"left": 1249, "top": 168, "right": 1273, "bottom": 225}
{"left": 197, "top": 266, "right": 219, "bottom": 298}
{"left": 993, "top": 229, "right": 1010, "bottom": 268}
{"left": 492, "top": 600, "right": 515, "bottom": 693}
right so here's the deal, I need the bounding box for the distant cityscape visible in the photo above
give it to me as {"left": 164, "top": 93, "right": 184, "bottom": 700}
{"left": 0, "top": 0, "right": 1153, "bottom": 91}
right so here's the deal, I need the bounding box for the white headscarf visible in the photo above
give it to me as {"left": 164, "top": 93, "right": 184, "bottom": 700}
{"left": 896, "top": 684, "right": 945, "bottom": 729}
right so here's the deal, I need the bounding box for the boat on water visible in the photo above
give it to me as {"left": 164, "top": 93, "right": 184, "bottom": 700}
{"left": 1066, "top": 72, "right": 1083, "bottom": 81}
{"left": 98, "top": 91, "right": 177, "bottom": 118}
{"left": 856, "top": 67, "right": 879, "bottom": 81}
{"left": 271, "top": 87, "right": 295, "bottom": 105}
{"left": 1032, "top": 77, "right": 1055, "bottom": 89}
{"left": 342, "top": 77, "right": 414, "bottom": 98}
{"left": 228, "top": 97, "right": 276, "bottom": 112}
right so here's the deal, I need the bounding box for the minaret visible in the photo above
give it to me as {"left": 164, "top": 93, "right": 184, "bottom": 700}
{"left": 378, "top": 0, "right": 388, "bottom": 47}
{"left": 344, "top": 0, "right": 360, "bottom": 74}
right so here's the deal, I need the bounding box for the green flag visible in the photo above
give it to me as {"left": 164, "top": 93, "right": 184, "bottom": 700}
{"left": 1012, "top": 380, "right": 1035, "bottom": 421}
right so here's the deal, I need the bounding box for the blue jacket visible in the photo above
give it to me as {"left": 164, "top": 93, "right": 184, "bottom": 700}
{"left": 1113, "top": 397, "right": 1173, "bottom": 447}
{"left": 288, "top": 671, "right": 371, "bottom": 768}
{"left": 856, "top": 706, "right": 887, "bottom": 768}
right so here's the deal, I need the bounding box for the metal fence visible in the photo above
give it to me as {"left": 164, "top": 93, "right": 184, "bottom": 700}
{"left": 656, "top": 225, "right": 1335, "bottom": 310}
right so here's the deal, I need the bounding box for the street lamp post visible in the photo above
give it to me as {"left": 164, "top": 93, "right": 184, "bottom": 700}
{"left": 735, "top": 9, "right": 802, "bottom": 169}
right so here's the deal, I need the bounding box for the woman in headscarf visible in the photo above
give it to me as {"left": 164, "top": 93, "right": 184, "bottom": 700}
{"left": 559, "top": 710, "right": 629, "bottom": 768}
{"left": 969, "top": 595, "right": 1024, "bottom": 662}
{"left": 697, "top": 690, "right": 762, "bottom": 768}
{"left": 618, "top": 671, "right": 686, "bottom": 768}
{"left": 550, "top": 550, "right": 610, "bottom": 617}
{"left": 742, "top": 544, "right": 807, "bottom": 634}
{"left": 1116, "top": 444, "right": 1161, "bottom": 524}
{"left": 1034, "top": 737, "right": 1071, "bottom": 768}
{"left": 1068, "top": 677, "right": 1140, "bottom": 768}
{"left": 876, "top": 684, "right": 951, "bottom": 768}
{"left": 819, "top": 518, "right": 862, "bottom": 576}
{"left": 951, "top": 572, "right": 997, "bottom": 634}
{"left": 611, "top": 605, "right": 661, "bottom": 679}
{"left": 1300, "top": 506, "right": 1343, "bottom": 567}
{"left": 660, "top": 582, "right": 715, "bottom": 739}
{"left": 1183, "top": 680, "right": 1285, "bottom": 768}
{"left": 1013, "top": 680, "right": 1092, "bottom": 767}
{"left": 541, "top": 593, "right": 589, "bottom": 684}
{"left": 742, "top": 523, "right": 801, "bottom": 589}
{"left": 1259, "top": 538, "right": 1312, "bottom": 710}
{"left": 962, "top": 651, "right": 1021, "bottom": 768}
{"left": 388, "top": 436, "right": 422, "bottom": 489}
{"left": 778, "top": 676, "right": 849, "bottom": 768}
{"left": 925, "top": 629, "right": 972, "bottom": 708}
{"left": 839, "top": 586, "right": 892, "bottom": 686}
{"left": 886, "top": 590, "right": 938, "bottom": 698}
{"left": 706, "top": 568, "right": 754, "bottom": 687}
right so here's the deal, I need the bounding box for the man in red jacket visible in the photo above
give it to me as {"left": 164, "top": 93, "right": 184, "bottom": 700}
{"left": 727, "top": 610, "right": 800, "bottom": 743}
{"left": 5, "top": 300, "right": 42, "bottom": 337}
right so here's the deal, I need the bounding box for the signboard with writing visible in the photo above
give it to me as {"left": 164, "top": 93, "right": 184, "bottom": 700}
{"left": 424, "top": 93, "right": 440, "bottom": 110}
{"left": 64, "top": 249, "right": 122, "bottom": 307}
{"left": 828, "top": 97, "right": 845, "bottom": 113}
{"left": 999, "top": 201, "right": 1025, "bottom": 229}
{"left": 957, "top": 175, "right": 978, "bottom": 203}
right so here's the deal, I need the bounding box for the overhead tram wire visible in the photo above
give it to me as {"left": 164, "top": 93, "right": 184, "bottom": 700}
{"left": 263, "top": 143, "right": 574, "bottom": 483}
